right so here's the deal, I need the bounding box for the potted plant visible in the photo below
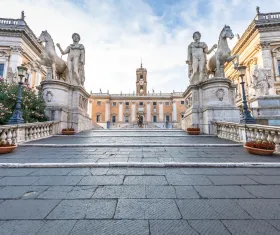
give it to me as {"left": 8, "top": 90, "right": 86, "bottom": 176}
{"left": 186, "top": 127, "right": 200, "bottom": 135}
{"left": 0, "top": 139, "right": 17, "bottom": 154}
{"left": 244, "top": 141, "right": 275, "bottom": 156}
{"left": 62, "top": 128, "right": 75, "bottom": 135}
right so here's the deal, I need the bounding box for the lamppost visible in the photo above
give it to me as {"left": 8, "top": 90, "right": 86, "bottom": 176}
{"left": 8, "top": 65, "right": 27, "bottom": 124}
{"left": 237, "top": 65, "right": 256, "bottom": 124}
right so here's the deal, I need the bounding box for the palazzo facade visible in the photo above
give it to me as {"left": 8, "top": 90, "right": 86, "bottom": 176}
{"left": 0, "top": 12, "right": 45, "bottom": 90}
{"left": 90, "top": 64, "right": 185, "bottom": 129}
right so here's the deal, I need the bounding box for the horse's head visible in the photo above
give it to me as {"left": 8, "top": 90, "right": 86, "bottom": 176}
{"left": 38, "top": 30, "right": 51, "bottom": 44}
{"left": 220, "top": 25, "right": 234, "bottom": 40}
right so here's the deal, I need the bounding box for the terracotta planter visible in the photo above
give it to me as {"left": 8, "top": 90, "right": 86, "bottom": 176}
{"left": 0, "top": 145, "right": 17, "bottom": 154}
{"left": 244, "top": 145, "right": 275, "bottom": 156}
{"left": 62, "top": 130, "right": 75, "bottom": 135}
{"left": 187, "top": 130, "right": 200, "bottom": 135}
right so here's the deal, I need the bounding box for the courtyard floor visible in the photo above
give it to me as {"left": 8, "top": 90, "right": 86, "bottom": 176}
{"left": 0, "top": 130, "right": 280, "bottom": 234}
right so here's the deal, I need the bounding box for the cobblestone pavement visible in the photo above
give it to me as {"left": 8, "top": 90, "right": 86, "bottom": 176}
{"left": 1, "top": 130, "right": 280, "bottom": 234}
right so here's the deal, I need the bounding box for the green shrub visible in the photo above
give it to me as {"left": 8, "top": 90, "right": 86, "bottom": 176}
{"left": 0, "top": 81, "right": 48, "bottom": 125}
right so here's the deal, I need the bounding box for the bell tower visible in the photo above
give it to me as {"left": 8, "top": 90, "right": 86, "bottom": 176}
{"left": 136, "top": 61, "right": 147, "bottom": 96}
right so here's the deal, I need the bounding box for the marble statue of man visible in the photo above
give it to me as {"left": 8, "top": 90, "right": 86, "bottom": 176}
{"left": 186, "top": 31, "right": 217, "bottom": 85}
{"left": 56, "top": 33, "right": 85, "bottom": 86}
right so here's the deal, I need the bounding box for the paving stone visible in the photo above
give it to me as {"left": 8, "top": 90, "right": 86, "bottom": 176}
{"left": 0, "top": 177, "right": 39, "bottom": 186}
{"left": 146, "top": 186, "right": 176, "bottom": 198}
{"left": 70, "top": 220, "right": 149, "bottom": 235}
{"left": 150, "top": 220, "right": 198, "bottom": 235}
{"left": 166, "top": 175, "right": 212, "bottom": 186}
{"left": 243, "top": 186, "right": 280, "bottom": 199}
{"left": 267, "top": 220, "right": 280, "bottom": 230}
{"left": 175, "top": 186, "right": 200, "bottom": 198}
{"left": 33, "top": 176, "right": 83, "bottom": 186}
{"left": 106, "top": 168, "right": 145, "bottom": 175}
{"left": 93, "top": 186, "right": 145, "bottom": 198}
{"left": 180, "top": 168, "right": 222, "bottom": 175}
{"left": 37, "top": 186, "right": 96, "bottom": 199}
{"left": 189, "top": 220, "right": 231, "bottom": 235}
{"left": 78, "top": 176, "right": 124, "bottom": 185}
{"left": 30, "top": 168, "right": 73, "bottom": 176}
{"left": 247, "top": 176, "right": 280, "bottom": 185}
{"left": 208, "top": 176, "right": 258, "bottom": 185}
{"left": 0, "top": 168, "right": 37, "bottom": 177}
{"left": 176, "top": 199, "right": 251, "bottom": 219}
{"left": 124, "top": 176, "right": 168, "bottom": 185}
{"left": 115, "top": 199, "right": 181, "bottom": 219}
{"left": 36, "top": 220, "right": 77, "bottom": 235}
{"left": 69, "top": 168, "right": 109, "bottom": 175}
{"left": 238, "top": 199, "right": 280, "bottom": 219}
{"left": 217, "top": 168, "right": 260, "bottom": 175}
{"left": 0, "top": 186, "right": 48, "bottom": 199}
{"left": 254, "top": 168, "right": 280, "bottom": 175}
{"left": 0, "top": 220, "right": 44, "bottom": 235}
{"left": 195, "top": 186, "right": 254, "bottom": 198}
{"left": 47, "top": 199, "right": 116, "bottom": 219}
{"left": 0, "top": 200, "right": 60, "bottom": 219}
{"left": 222, "top": 220, "right": 280, "bottom": 235}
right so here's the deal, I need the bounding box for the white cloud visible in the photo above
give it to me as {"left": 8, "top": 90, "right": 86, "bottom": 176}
{"left": 1, "top": 0, "right": 280, "bottom": 93}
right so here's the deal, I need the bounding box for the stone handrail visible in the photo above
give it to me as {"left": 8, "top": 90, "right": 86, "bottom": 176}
{"left": 91, "top": 92, "right": 183, "bottom": 97}
{"left": 256, "top": 12, "right": 280, "bottom": 21}
{"left": 0, "top": 18, "right": 20, "bottom": 25}
{"left": 215, "top": 121, "right": 280, "bottom": 152}
{"left": 0, "top": 121, "right": 60, "bottom": 144}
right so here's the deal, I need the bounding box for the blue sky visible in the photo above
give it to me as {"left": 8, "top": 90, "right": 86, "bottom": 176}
{"left": 2, "top": 0, "right": 280, "bottom": 93}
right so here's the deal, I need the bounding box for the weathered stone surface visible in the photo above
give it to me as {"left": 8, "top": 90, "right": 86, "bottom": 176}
{"left": 243, "top": 185, "right": 280, "bottom": 198}
{"left": 93, "top": 186, "right": 145, "bottom": 198}
{"left": 0, "top": 186, "right": 48, "bottom": 199}
{"left": 47, "top": 200, "right": 117, "bottom": 219}
{"left": 166, "top": 175, "right": 212, "bottom": 185}
{"left": 115, "top": 199, "right": 181, "bottom": 219}
{"left": 189, "top": 220, "right": 231, "bottom": 235}
{"left": 78, "top": 176, "right": 124, "bottom": 185}
{"left": 207, "top": 176, "right": 258, "bottom": 185}
{"left": 195, "top": 186, "right": 254, "bottom": 198}
{"left": 150, "top": 220, "right": 198, "bottom": 235}
{"left": 124, "top": 176, "right": 168, "bottom": 185}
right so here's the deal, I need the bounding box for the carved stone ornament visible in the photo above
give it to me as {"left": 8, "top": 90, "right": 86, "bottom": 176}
{"left": 0, "top": 50, "right": 9, "bottom": 58}
{"left": 45, "top": 91, "right": 53, "bottom": 102}
{"left": 10, "top": 46, "right": 22, "bottom": 54}
{"left": 215, "top": 88, "right": 225, "bottom": 101}
{"left": 79, "top": 94, "right": 88, "bottom": 110}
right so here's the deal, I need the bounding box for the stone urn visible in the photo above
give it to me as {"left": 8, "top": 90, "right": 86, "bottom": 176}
{"left": 0, "top": 145, "right": 17, "bottom": 154}
{"left": 186, "top": 128, "right": 200, "bottom": 135}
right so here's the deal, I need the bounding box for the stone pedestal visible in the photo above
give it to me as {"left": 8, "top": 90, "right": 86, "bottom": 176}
{"left": 182, "top": 78, "right": 240, "bottom": 134}
{"left": 250, "top": 95, "right": 280, "bottom": 125}
{"left": 40, "top": 80, "right": 92, "bottom": 133}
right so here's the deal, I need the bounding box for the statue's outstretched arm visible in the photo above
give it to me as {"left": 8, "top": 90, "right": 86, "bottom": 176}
{"left": 204, "top": 44, "right": 217, "bottom": 54}
{"left": 56, "top": 44, "right": 70, "bottom": 55}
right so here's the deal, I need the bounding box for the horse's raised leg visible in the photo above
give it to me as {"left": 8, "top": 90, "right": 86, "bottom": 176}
{"left": 215, "top": 59, "right": 220, "bottom": 77}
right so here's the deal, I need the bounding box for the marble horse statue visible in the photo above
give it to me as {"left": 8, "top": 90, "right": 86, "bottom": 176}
{"left": 37, "top": 31, "right": 67, "bottom": 81}
{"left": 207, "top": 25, "right": 239, "bottom": 77}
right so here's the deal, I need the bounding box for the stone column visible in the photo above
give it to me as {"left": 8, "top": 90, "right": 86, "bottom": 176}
{"left": 131, "top": 102, "right": 136, "bottom": 121}
{"left": 9, "top": 46, "right": 22, "bottom": 72}
{"left": 105, "top": 101, "right": 110, "bottom": 121}
{"left": 172, "top": 101, "right": 177, "bottom": 121}
{"left": 119, "top": 102, "right": 123, "bottom": 122}
{"left": 159, "top": 102, "right": 163, "bottom": 122}
{"left": 146, "top": 102, "right": 151, "bottom": 122}
{"left": 259, "top": 42, "right": 273, "bottom": 70}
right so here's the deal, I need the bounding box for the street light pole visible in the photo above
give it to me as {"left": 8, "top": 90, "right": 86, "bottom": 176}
{"left": 8, "top": 66, "right": 27, "bottom": 125}
{"left": 238, "top": 65, "right": 256, "bottom": 124}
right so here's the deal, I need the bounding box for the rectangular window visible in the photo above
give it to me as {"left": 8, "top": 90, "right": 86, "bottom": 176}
{"left": 112, "top": 102, "right": 116, "bottom": 106}
{"left": 153, "top": 116, "right": 157, "bottom": 122}
{"left": 181, "top": 115, "right": 184, "bottom": 119}
{"left": 153, "top": 102, "right": 157, "bottom": 106}
{"left": 278, "top": 60, "right": 280, "bottom": 75}
{"left": 112, "top": 115, "right": 116, "bottom": 123}
{"left": 181, "top": 101, "right": 184, "bottom": 105}
{"left": 139, "top": 102, "right": 143, "bottom": 106}
{"left": 125, "top": 102, "right": 129, "bottom": 106}
{"left": 0, "top": 64, "right": 4, "bottom": 77}
{"left": 125, "top": 116, "right": 129, "bottom": 123}
{"left": 96, "top": 115, "right": 100, "bottom": 122}
{"left": 97, "top": 101, "right": 101, "bottom": 106}
{"left": 166, "top": 115, "right": 170, "bottom": 122}
{"left": 165, "top": 102, "right": 169, "bottom": 106}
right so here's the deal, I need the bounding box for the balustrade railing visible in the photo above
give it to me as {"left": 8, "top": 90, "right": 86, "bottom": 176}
{"left": 0, "top": 121, "right": 60, "bottom": 144}
{"left": 215, "top": 121, "right": 280, "bottom": 152}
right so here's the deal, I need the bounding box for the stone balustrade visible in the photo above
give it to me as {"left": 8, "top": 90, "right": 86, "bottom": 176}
{"left": 0, "top": 121, "right": 60, "bottom": 144}
{"left": 215, "top": 121, "right": 280, "bottom": 152}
